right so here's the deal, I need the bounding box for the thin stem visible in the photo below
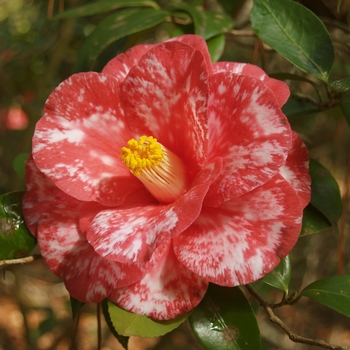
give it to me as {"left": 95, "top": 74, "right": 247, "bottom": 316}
{"left": 48, "top": 0, "right": 54, "bottom": 19}
{"left": 70, "top": 304, "right": 83, "bottom": 350}
{"left": 253, "top": 38, "right": 259, "bottom": 66}
{"left": 59, "top": 0, "right": 64, "bottom": 13}
{"left": 269, "top": 292, "right": 288, "bottom": 309}
{"left": 0, "top": 254, "right": 41, "bottom": 268}
{"left": 229, "top": 29, "right": 255, "bottom": 36}
{"left": 246, "top": 284, "right": 350, "bottom": 350}
{"left": 338, "top": 144, "right": 350, "bottom": 275}
{"left": 97, "top": 303, "right": 102, "bottom": 350}
{"left": 258, "top": 39, "right": 267, "bottom": 71}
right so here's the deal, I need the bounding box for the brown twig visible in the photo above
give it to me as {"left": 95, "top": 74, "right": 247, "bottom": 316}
{"left": 246, "top": 284, "right": 350, "bottom": 350}
{"left": 0, "top": 254, "right": 41, "bottom": 268}
{"left": 228, "top": 29, "right": 255, "bottom": 36}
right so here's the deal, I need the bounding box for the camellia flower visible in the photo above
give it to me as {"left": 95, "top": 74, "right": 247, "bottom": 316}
{"left": 23, "top": 35, "right": 311, "bottom": 320}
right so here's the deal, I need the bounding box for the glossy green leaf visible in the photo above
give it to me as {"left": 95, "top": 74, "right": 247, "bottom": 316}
{"left": 309, "top": 159, "right": 343, "bottom": 227}
{"left": 102, "top": 300, "right": 128, "bottom": 349}
{"left": 340, "top": 95, "right": 350, "bottom": 127}
{"left": 207, "top": 34, "right": 226, "bottom": 62}
{"left": 54, "top": 0, "right": 159, "bottom": 19}
{"left": 170, "top": 3, "right": 234, "bottom": 40}
{"left": 107, "top": 301, "right": 189, "bottom": 337}
{"left": 301, "top": 275, "right": 350, "bottom": 317}
{"left": 0, "top": 192, "right": 36, "bottom": 260}
{"left": 282, "top": 97, "right": 322, "bottom": 120}
{"left": 73, "top": 8, "right": 170, "bottom": 72}
{"left": 190, "top": 285, "right": 261, "bottom": 350}
{"left": 261, "top": 256, "right": 291, "bottom": 293}
{"left": 251, "top": 0, "right": 334, "bottom": 82}
{"left": 13, "top": 153, "right": 29, "bottom": 180}
{"left": 301, "top": 204, "right": 332, "bottom": 236}
{"left": 329, "top": 77, "right": 350, "bottom": 94}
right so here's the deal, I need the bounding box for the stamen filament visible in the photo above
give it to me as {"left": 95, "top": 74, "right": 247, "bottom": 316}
{"left": 120, "top": 136, "right": 187, "bottom": 203}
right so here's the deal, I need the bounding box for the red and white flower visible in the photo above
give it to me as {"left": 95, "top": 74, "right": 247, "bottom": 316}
{"left": 23, "top": 35, "right": 310, "bottom": 320}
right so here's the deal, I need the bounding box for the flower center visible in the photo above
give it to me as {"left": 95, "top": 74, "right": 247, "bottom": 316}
{"left": 120, "top": 136, "right": 187, "bottom": 203}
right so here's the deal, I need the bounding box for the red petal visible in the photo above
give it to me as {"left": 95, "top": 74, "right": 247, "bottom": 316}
{"left": 120, "top": 41, "right": 209, "bottom": 178}
{"left": 205, "top": 72, "right": 292, "bottom": 206}
{"left": 174, "top": 174, "right": 303, "bottom": 286}
{"left": 213, "top": 62, "right": 290, "bottom": 107}
{"left": 109, "top": 241, "right": 208, "bottom": 320}
{"left": 87, "top": 204, "right": 176, "bottom": 263}
{"left": 23, "top": 155, "right": 66, "bottom": 236}
{"left": 37, "top": 203, "right": 146, "bottom": 303}
{"left": 102, "top": 44, "right": 155, "bottom": 80}
{"left": 87, "top": 157, "right": 222, "bottom": 263}
{"left": 280, "top": 131, "right": 311, "bottom": 208}
{"left": 23, "top": 158, "right": 148, "bottom": 302}
{"left": 33, "top": 72, "right": 143, "bottom": 206}
{"left": 167, "top": 34, "right": 213, "bottom": 74}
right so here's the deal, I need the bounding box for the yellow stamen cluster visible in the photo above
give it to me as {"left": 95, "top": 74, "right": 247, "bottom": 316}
{"left": 120, "top": 135, "right": 187, "bottom": 203}
{"left": 121, "top": 136, "right": 163, "bottom": 176}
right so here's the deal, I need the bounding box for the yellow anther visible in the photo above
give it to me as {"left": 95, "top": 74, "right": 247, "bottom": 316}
{"left": 120, "top": 136, "right": 164, "bottom": 176}
{"left": 120, "top": 135, "right": 188, "bottom": 203}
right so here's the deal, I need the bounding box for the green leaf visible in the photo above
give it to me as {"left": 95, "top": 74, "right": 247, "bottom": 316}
{"left": 53, "top": 0, "right": 159, "bottom": 19}
{"left": 207, "top": 34, "right": 226, "bottom": 62}
{"left": 300, "top": 204, "right": 332, "bottom": 236}
{"left": 329, "top": 77, "right": 350, "bottom": 94}
{"left": 70, "top": 296, "right": 85, "bottom": 321}
{"left": 170, "top": 3, "right": 234, "bottom": 40}
{"left": 309, "top": 159, "right": 343, "bottom": 227}
{"left": 190, "top": 285, "right": 261, "bottom": 350}
{"left": 251, "top": 0, "right": 334, "bottom": 82}
{"left": 107, "top": 301, "right": 189, "bottom": 337}
{"left": 73, "top": 8, "right": 170, "bottom": 72}
{"left": 261, "top": 256, "right": 291, "bottom": 293}
{"left": 282, "top": 97, "right": 322, "bottom": 120}
{"left": 0, "top": 192, "right": 36, "bottom": 260}
{"left": 301, "top": 275, "right": 350, "bottom": 317}
{"left": 13, "top": 153, "right": 29, "bottom": 180}
{"left": 340, "top": 95, "right": 350, "bottom": 127}
{"left": 102, "top": 300, "right": 128, "bottom": 349}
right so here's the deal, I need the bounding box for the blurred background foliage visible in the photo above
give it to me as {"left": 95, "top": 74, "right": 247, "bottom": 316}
{"left": 1, "top": 0, "right": 350, "bottom": 349}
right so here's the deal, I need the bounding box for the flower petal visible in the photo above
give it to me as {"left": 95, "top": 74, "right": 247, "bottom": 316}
{"left": 120, "top": 40, "right": 209, "bottom": 177}
{"left": 23, "top": 155, "right": 67, "bottom": 236}
{"left": 33, "top": 72, "right": 142, "bottom": 206}
{"left": 102, "top": 44, "right": 155, "bottom": 80}
{"left": 23, "top": 157, "right": 147, "bottom": 302}
{"left": 87, "top": 157, "right": 223, "bottom": 263}
{"left": 37, "top": 203, "right": 146, "bottom": 303}
{"left": 167, "top": 34, "right": 213, "bottom": 74}
{"left": 205, "top": 72, "right": 292, "bottom": 206}
{"left": 87, "top": 204, "right": 176, "bottom": 263}
{"left": 213, "top": 62, "right": 290, "bottom": 107}
{"left": 109, "top": 241, "right": 208, "bottom": 320}
{"left": 280, "top": 131, "right": 311, "bottom": 208}
{"left": 174, "top": 174, "right": 303, "bottom": 286}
